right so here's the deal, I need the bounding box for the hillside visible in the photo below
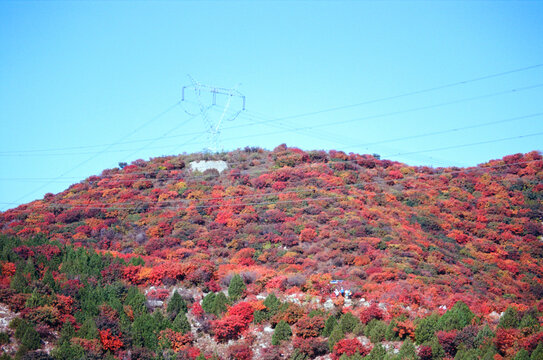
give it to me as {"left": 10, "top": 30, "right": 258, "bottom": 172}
{"left": 0, "top": 146, "right": 542, "bottom": 359}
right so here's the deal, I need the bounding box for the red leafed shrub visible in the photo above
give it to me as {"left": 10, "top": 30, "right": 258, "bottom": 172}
{"left": 228, "top": 343, "right": 253, "bottom": 360}
{"left": 228, "top": 302, "right": 255, "bottom": 325}
{"left": 418, "top": 345, "right": 433, "bottom": 360}
{"left": 295, "top": 315, "right": 325, "bottom": 338}
{"left": 292, "top": 336, "right": 328, "bottom": 358}
{"left": 332, "top": 338, "right": 370, "bottom": 360}
{"left": 299, "top": 228, "right": 317, "bottom": 243}
{"left": 359, "top": 303, "right": 384, "bottom": 324}
{"left": 394, "top": 320, "right": 415, "bottom": 340}
{"left": 213, "top": 302, "right": 254, "bottom": 342}
{"left": 99, "top": 328, "right": 124, "bottom": 351}
{"left": 437, "top": 330, "right": 458, "bottom": 357}
{"left": 495, "top": 328, "right": 520, "bottom": 356}
{"left": 13, "top": 245, "right": 34, "bottom": 259}
{"left": 521, "top": 331, "right": 543, "bottom": 352}
{"left": 213, "top": 316, "right": 248, "bottom": 342}
{"left": 146, "top": 288, "right": 170, "bottom": 300}
{"left": 158, "top": 329, "right": 193, "bottom": 351}
{"left": 191, "top": 302, "right": 204, "bottom": 318}
{"left": 1, "top": 262, "right": 16, "bottom": 277}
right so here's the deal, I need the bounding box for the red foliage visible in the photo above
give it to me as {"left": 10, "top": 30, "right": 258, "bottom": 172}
{"left": 418, "top": 345, "right": 433, "bottom": 360}
{"left": 359, "top": 303, "right": 384, "bottom": 324}
{"left": 332, "top": 338, "right": 370, "bottom": 360}
{"left": 99, "top": 328, "right": 124, "bottom": 351}
{"left": 495, "top": 328, "right": 520, "bottom": 356}
{"left": 292, "top": 336, "right": 329, "bottom": 358}
{"left": 437, "top": 330, "right": 458, "bottom": 357}
{"left": 191, "top": 302, "right": 204, "bottom": 318}
{"left": 295, "top": 315, "right": 325, "bottom": 338}
{"left": 228, "top": 343, "right": 253, "bottom": 360}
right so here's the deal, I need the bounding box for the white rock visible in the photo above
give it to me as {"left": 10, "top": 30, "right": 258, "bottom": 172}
{"left": 190, "top": 160, "right": 228, "bottom": 173}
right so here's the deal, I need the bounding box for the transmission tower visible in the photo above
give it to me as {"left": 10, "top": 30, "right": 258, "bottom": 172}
{"left": 181, "top": 76, "right": 246, "bottom": 153}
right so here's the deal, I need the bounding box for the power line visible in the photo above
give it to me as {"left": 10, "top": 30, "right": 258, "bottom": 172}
{"left": 3, "top": 83, "right": 541, "bottom": 159}
{"left": 10, "top": 101, "right": 183, "bottom": 206}
{"left": 243, "top": 63, "right": 543, "bottom": 122}
{"left": 2, "top": 62, "right": 542, "bottom": 156}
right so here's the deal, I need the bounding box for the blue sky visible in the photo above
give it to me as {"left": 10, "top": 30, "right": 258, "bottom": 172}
{"left": 1, "top": 1, "right": 542, "bottom": 211}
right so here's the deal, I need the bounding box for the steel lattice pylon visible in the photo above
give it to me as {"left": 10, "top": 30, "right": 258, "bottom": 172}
{"left": 181, "top": 76, "right": 246, "bottom": 153}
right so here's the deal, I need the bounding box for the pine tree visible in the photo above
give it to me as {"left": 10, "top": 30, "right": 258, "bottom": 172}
{"left": 531, "top": 343, "right": 543, "bottom": 360}
{"left": 514, "top": 349, "right": 530, "bottom": 360}
{"left": 172, "top": 312, "right": 191, "bottom": 334}
{"left": 415, "top": 313, "right": 439, "bottom": 344}
{"left": 339, "top": 312, "right": 360, "bottom": 334}
{"left": 202, "top": 292, "right": 216, "bottom": 313}
{"left": 263, "top": 293, "right": 281, "bottom": 315}
{"left": 167, "top": 291, "right": 187, "bottom": 317}
{"left": 58, "top": 322, "right": 75, "bottom": 344}
{"left": 322, "top": 316, "right": 338, "bottom": 337}
{"left": 430, "top": 336, "right": 445, "bottom": 360}
{"left": 328, "top": 325, "right": 345, "bottom": 352}
{"left": 366, "top": 344, "right": 387, "bottom": 360}
{"left": 498, "top": 306, "right": 520, "bottom": 329}
{"left": 397, "top": 339, "right": 417, "bottom": 360}
{"left": 52, "top": 339, "right": 84, "bottom": 360}
{"left": 132, "top": 313, "right": 158, "bottom": 350}
{"left": 272, "top": 320, "right": 292, "bottom": 345}
{"left": 21, "top": 325, "right": 41, "bottom": 351}
{"left": 77, "top": 318, "right": 98, "bottom": 340}
{"left": 228, "top": 274, "right": 246, "bottom": 301}
{"left": 436, "top": 302, "right": 474, "bottom": 331}
{"left": 213, "top": 292, "right": 228, "bottom": 316}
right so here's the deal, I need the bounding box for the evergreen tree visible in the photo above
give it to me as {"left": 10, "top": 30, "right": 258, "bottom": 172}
{"left": 202, "top": 293, "right": 216, "bottom": 313}
{"left": 498, "top": 306, "right": 520, "bottom": 329}
{"left": 272, "top": 320, "right": 292, "bottom": 345}
{"left": 474, "top": 324, "right": 495, "bottom": 348}
{"left": 77, "top": 318, "right": 98, "bottom": 340}
{"left": 385, "top": 319, "right": 399, "bottom": 341}
{"left": 339, "top": 312, "right": 360, "bottom": 334}
{"left": 25, "top": 289, "right": 46, "bottom": 308}
{"left": 437, "top": 302, "right": 474, "bottom": 331}
{"left": 367, "top": 320, "right": 387, "bottom": 343}
{"left": 228, "top": 274, "right": 246, "bottom": 301}
{"left": 132, "top": 313, "right": 158, "bottom": 351}
{"left": 322, "top": 316, "right": 338, "bottom": 337}
{"left": 51, "top": 340, "right": 84, "bottom": 360}
{"left": 213, "top": 292, "right": 228, "bottom": 316}
{"left": 513, "top": 349, "right": 530, "bottom": 360}
{"left": 10, "top": 271, "right": 28, "bottom": 293}
{"left": 167, "top": 291, "right": 187, "bottom": 317}
{"left": 153, "top": 310, "right": 171, "bottom": 332}
{"left": 416, "top": 313, "right": 439, "bottom": 344}
{"left": 454, "top": 347, "right": 479, "bottom": 360}
{"left": 366, "top": 344, "right": 387, "bottom": 360}
{"left": 125, "top": 287, "right": 147, "bottom": 318}
{"left": 531, "top": 343, "right": 543, "bottom": 360}
{"left": 397, "top": 339, "right": 417, "bottom": 360}
{"left": 42, "top": 270, "right": 58, "bottom": 293}
{"left": 430, "top": 336, "right": 445, "bottom": 360}
{"left": 58, "top": 322, "right": 75, "bottom": 344}
{"left": 519, "top": 310, "right": 540, "bottom": 333}
{"left": 328, "top": 325, "right": 345, "bottom": 352}
{"left": 21, "top": 326, "right": 41, "bottom": 351}
{"left": 172, "top": 312, "right": 191, "bottom": 334}
{"left": 263, "top": 293, "right": 281, "bottom": 315}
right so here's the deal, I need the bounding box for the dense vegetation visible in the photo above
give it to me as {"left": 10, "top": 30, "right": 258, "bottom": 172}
{"left": 0, "top": 146, "right": 542, "bottom": 359}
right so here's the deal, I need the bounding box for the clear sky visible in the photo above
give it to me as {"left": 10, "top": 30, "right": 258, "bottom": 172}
{"left": 1, "top": 1, "right": 542, "bottom": 211}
